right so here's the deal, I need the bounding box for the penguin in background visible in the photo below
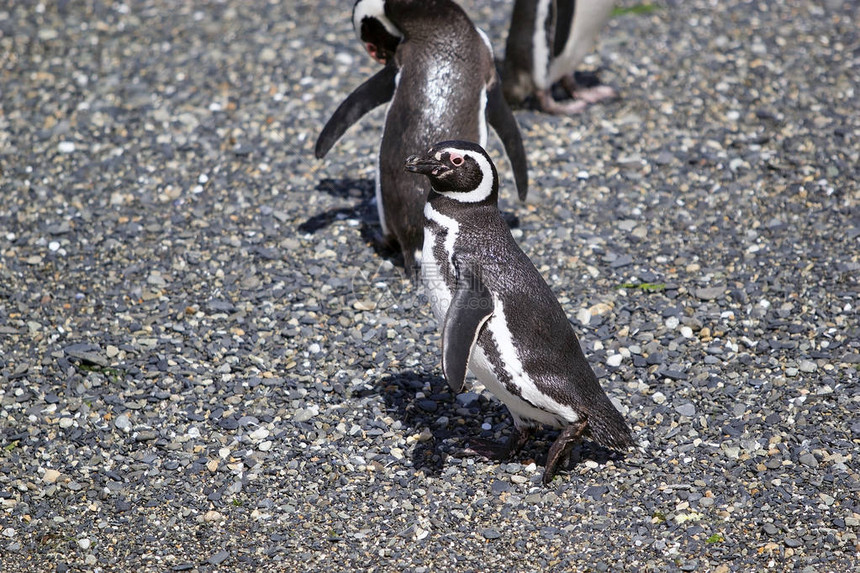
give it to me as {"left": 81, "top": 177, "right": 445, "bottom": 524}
{"left": 503, "top": 0, "right": 617, "bottom": 114}
{"left": 405, "top": 140, "right": 635, "bottom": 484}
{"left": 315, "top": 0, "right": 529, "bottom": 275}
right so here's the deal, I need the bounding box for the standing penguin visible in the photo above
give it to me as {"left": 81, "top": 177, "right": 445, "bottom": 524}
{"left": 405, "top": 140, "right": 635, "bottom": 484}
{"left": 503, "top": 0, "right": 617, "bottom": 114}
{"left": 316, "top": 0, "right": 529, "bottom": 274}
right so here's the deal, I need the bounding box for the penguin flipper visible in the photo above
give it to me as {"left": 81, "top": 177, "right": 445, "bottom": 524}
{"left": 487, "top": 77, "right": 529, "bottom": 201}
{"left": 442, "top": 264, "right": 494, "bottom": 394}
{"left": 315, "top": 64, "right": 398, "bottom": 159}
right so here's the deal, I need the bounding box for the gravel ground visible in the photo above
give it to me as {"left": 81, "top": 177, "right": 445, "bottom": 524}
{"left": 1, "top": 0, "right": 858, "bottom": 571}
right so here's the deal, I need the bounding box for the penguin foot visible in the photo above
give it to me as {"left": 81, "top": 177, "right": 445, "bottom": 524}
{"left": 561, "top": 75, "right": 618, "bottom": 104}
{"left": 460, "top": 426, "right": 534, "bottom": 461}
{"left": 542, "top": 417, "right": 589, "bottom": 485}
{"left": 536, "top": 89, "right": 589, "bottom": 115}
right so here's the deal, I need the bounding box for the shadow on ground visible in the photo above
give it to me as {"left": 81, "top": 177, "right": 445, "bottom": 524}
{"left": 298, "top": 177, "right": 405, "bottom": 266}
{"left": 374, "top": 369, "right": 624, "bottom": 479}
{"left": 299, "top": 177, "right": 520, "bottom": 266}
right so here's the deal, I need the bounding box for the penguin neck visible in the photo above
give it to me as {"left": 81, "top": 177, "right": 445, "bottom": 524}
{"left": 387, "top": 0, "right": 466, "bottom": 40}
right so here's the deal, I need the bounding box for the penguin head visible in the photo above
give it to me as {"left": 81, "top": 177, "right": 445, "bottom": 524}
{"left": 353, "top": 0, "right": 402, "bottom": 65}
{"left": 405, "top": 140, "right": 498, "bottom": 203}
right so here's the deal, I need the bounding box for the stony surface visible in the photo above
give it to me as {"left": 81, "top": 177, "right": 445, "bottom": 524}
{"left": 1, "top": 0, "right": 858, "bottom": 571}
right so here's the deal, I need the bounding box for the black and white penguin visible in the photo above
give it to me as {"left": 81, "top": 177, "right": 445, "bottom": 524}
{"left": 316, "top": 0, "right": 529, "bottom": 274}
{"left": 405, "top": 140, "right": 635, "bottom": 484}
{"left": 502, "top": 0, "right": 617, "bottom": 114}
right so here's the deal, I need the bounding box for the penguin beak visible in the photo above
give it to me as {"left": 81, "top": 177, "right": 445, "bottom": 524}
{"left": 405, "top": 154, "right": 447, "bottom": 177}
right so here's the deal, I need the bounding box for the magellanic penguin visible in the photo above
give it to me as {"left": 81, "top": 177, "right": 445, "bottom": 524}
{"left": 404, "top": 140, "right": 635, "bottom": 484}
{"left": 315, "top": 0, "right": 529, "bottom": 275}
{"left": 502, "top": 0, "right": 617, "bottom": 114}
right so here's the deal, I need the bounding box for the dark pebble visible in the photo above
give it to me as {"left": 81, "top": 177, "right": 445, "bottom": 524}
{"left": 417, "top": 399, "right": 437, "bottom": 413}
{"left": 208, "top": 550, "right": 230, "bottom": 565}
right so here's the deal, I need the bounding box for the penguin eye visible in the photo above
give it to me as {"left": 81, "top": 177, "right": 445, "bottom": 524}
{"left": 449, "top": 153, "right": 464, "bottom": 166}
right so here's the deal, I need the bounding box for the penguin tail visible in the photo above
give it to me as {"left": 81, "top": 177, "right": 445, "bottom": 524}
{"left": 585, "top": 400, "right": 636, "bottom": 452}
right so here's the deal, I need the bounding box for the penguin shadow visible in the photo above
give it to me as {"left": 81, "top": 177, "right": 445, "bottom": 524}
{"left": 297, "top": 177, "right": 376, "bottom": 234}
{"left": 298, "top": 177, "right": 408, "bottom": 267}
{"left": 375, "top": 370, "right": 467, "bottom": 476}
{"left": 376, "top": 370, "right": 623, "bottom": 478}
{"left": 299, "top": 177, "right": 521, "bottom": 267}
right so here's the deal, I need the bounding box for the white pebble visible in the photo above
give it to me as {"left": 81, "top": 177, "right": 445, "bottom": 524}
{"left": 308, "top": 343, "right": 321, "bottom": 354}
{"left": 58, "top": 141, "right": 76, "bottom": 153}
{"left": 249, "top": 428, "right": 269, "bottom": 441}
{"left": 665, "top": 316, "right": 680, "bottom": 329}
{"left": 114, "top": 414, "right": 131, "bottom": 431}
{"left": 481, "top": 423, "right": 492, "bottom": 431}
{"left": 651, "top": 391, "right": 667, "bottom": 404}
{"left": 258, "top": 440, "right": 273, "bottom": 452}
{"left": 577, "top": 308, "right": 592, "bottom": 326}
{"left": 606, "top": 354, "right": 623, "bottom": 367}
{"left": 48, "top": 241, "right": 60, "bottom": 252}
{"left": 77, "top": 538, "right": 91, "bottom": 550}
{"left": 59, "top": 418, "right": 74, "bottom": 429}
{"left": 799, "top": 360, "right": 817, "bottom": 373}
{"left": 680, "top": 326, "right": 694, "bottom": 338}
{"left": 198, "top": 173, "right": 209, "bottom": 184}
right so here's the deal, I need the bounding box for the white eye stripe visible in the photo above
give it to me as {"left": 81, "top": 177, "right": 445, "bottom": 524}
{"left": 435, "top": 147, "right": 494, "bottom": 203}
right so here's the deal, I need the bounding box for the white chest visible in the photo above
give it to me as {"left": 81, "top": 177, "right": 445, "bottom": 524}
{"left": 421, "top": 225, "right": 452, "bottom": 323}
{"left": 421, "top": 204, "right": 458, "bottom": 321}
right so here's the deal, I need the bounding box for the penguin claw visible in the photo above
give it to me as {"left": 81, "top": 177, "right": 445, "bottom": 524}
{"left": 542, "top": 418, "right": 589, "bottom": 486}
